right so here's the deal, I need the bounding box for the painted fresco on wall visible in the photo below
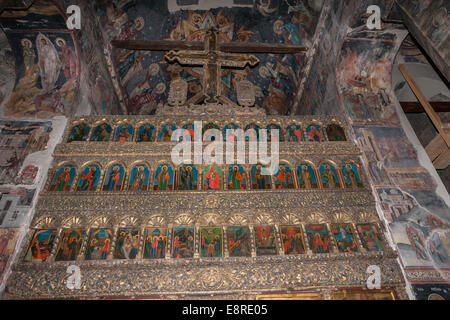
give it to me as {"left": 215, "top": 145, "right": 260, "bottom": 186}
{"left": 77, "top": 165, "right": 100, "bottom": 191}
{"left": 305, "top": 224, "right": 330, "bottom": 253}
{"left": 154, "top": 164, "right": 174, "bottom": 190}
{"left": 0, "top": 30, "right": 15, "bottom": 108}
{"left": 297, "top": 163, "right": 318, "bottom": 189}
{"left": 114, "top": 228, "right": 140, "bottom": 259}
{"left": 158, "top": 124, "right": 176, "bottom": 142}
{"left": 251, "top": 164, "right": 271, "bottom": 190}
{"left": 319, "top": 163, "right": 339, "bottom": 188}
{"left": 128, "top": 164, "right": 150, "bottom": 191}
{"left": 68, "top": 123, "right": 90, "bottom": 142}
{"left": 245, "top": 123, "right": 260, "bottom": 141}
{"left": 102, "top": 164, "right": 125, "bottom": 191}
{"left": 178, "top": 164, "right": 197, "bottom": 190}
{"left": 204, "top": 164, "right": 221, "bottom": 190}
{"left": 286, "top": 124, "right": 303, "bottom": 142}
{"left": 331, "top": 224, "right": 358, "bottom": 253}
{"left": 200, "top": 227, "right": 223, "bottom": 258}
{"left": 274, "top": 164, "right": 294, "bottom": 189}
{"left": 85, "top": 228, "right": 113, "bottom": 260}
{"left": 0, "top": 228, "right": 19, "bottom": 282}
{"left": 266, "top": 124, "right": 283, "bottom": 142}
{"left": 114, "top": 124, "right": 133, "bottom": 142}
{"left": 172, "top": 227, "right": 194, "bottom": 259}
{"left": 306, "top": 124, "right": 324, "bottom": 142}
{"left": 341, "top": 163, "right": 362, "bottom": 188}
{"left": 90, "top": 123, "right": 112, "bottom": 141}
{"left": 137, "top": 124, "right": 155, "bottom": 142}
{"left": 357, "top": 224, "right": 384, "bottom": 252}
{"left": 224, "top": 123, "right": 241, "bottom": 142}
{"left": 326, "top": 124, "right": 346, "bottom": 141}
{"left": 412, "top": 283, "right": 450, "bottom": 300}
{"left": 254, "top": 225, "right": 277, "bottom": 256}
{"left": 50, "top": 165, "right": 76, "bottom": 191}
{"left": 226, "top": 226, "right": 251, "bottom": 257}
{"left": 280, "top": 226, "right": 306, "bottom": 255}
{"left": 181, "top": 123, "right": 195, "bottom": 141}
{"left": 0, "top": 187, "right": 35, "bottom": 228}
{"left": 24, "top": 229, "right": 56, "bottom": 262}
{"left": 203, "top": 123, "right": 220, "bottom": 142}
{"left": 228, "top": 165, "right": 247, "bottom": 190}
{"left": 55, "top": 229, "right": 85, "bottom": 261}
{"left": 143, "top": 227, "right": 167, "bottom": 259}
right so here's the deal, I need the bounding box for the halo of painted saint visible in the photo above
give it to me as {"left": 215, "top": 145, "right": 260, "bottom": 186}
{"left": 114, "top": 123, "right": 133, "bottom": 142}
{"left": 280, "top": 226, "right": 306, "bottom": 255}
{"left": 254, "top": 225, "right": 277, "bottom": 256}
{"left": 128, "top": 164, "right": 149, "bottom": 191}
{"left": 181, "top": 123, "right": 195, "bottom": 141}
{"left": 245, "top": 123, "right": 260, "bottom": 141}
{"left": 76, "top": 164, "right": 100, "bottom": 191}
{"left": 305, "top": 224, "right": 330, "bottom": 253}
{"left": 223, "top": 123, "right": 242, "bottom": 142}
{"left": 341, "top": 162, "right": 363, "bottom": 188}
{"left": 331, "top": 224, "right": 359, "bottom": 253}
{"left": 274, "top": 164, "right": 294, "bottom": 189}
{"left": 228, "top": 165, "right": 247, "bottom": 190}
{"left": 178, "top": 164, "right": 198, "bottom": 190}
{"left": 172, "top": 227, "right": 194, "bottom": 259}
{"left": 102, "top": 164, "right": 125, "bottom": 191}
{"left": 226, "top": 226, "right": 251, "bottom": 257}
{"left": 143, "top": 227, "right": 167, "bottom": 259}
{"left": 297, "top": 163, "right": 318, "bottom": 189}
{"left": 114, "top": 228, "right": 140, "bottom": 259}
{"left": 357, "top": 224, "right": 384, "bottom": 251}
{"left": 203, "top": 123, "right": 220, "bottom": 141}
{"left": 137, "top": 124, "right": 155, "bottom": 142}
{"left": 90, "top": 123, "right": 112, "bottom": 141}
{"left": 158, "top": 124, "right": 176, "bottom": 142}
{"left": 266, "top": 123, "right": 283, "bottom": 142}
{"left": 50, "top": 165, "right": 76, "bottom": 191}
{"left": 154, "top": 164, "right": 174, "bottom": 190}
{"left": 326, "top": 124, "right": 346, "bottom": 141}
{"left": 306, "top": 124, "right": 324, "bottom": 142}
{"left": 251, "top": 164, "right": 271, "bottom": 189}
{"left": 319, "top": 163, "right": 340, "bottom": 188}
{"left": 204, "top": 164, "right": 221, "bottom": 190}
{"left": 68, "top": 123, "right": 90, "bottom": 142}
{"left": 200, "top": 227, "right": 223, "bottom": 258}
{"left": 25, "top": 229, "right": 56, "bottom": 262}
{"left": 85, "top": 228, "right": 113, "bottom": 260}
{"left": 286, "top": 124, "right": 304, "bottom": 142}
{"left": 55, "top": 229, "right": 85, "bottom": 261}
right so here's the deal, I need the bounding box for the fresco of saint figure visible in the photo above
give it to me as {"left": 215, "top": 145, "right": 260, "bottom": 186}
{"left": 245, "top": 123, "right": 260, "bottom": 141}
{"left": 90, "top": 123, "right": 112, "bottom": 141}
{"left": 172, "top": 227, "right": 194, "bottom": 259}
{"left": 306, "top": 124, "right": 324, "bottom": 142}
{"left": 154, "top": 165, "right": 174, "bottom": 190}
{"left": 297, "top": 163, "right": 318, "bottom": 189}
{"left": 326, "top": 124, "right": 346, "bottom": 141}
{"left": 143, "top": 227, "right": 167, "bottom": 259}
{"left": 178, "top": 164, "right": 197, "bottom": 190}
{"left": 266, "top": 123, "right": 283, "bottom": 142}
{"left": 342, "top": 163, "right": 363, "bottom": 188}
{"left": 114, "top": 124, "right": 133, "bottom": 142}
{"left": 331, "top": 224, "right": 359, "bottom": 253}
{"left": 226, "top": 226, "right": 251, "bottom": 257}
{"left": 137, "top": 124, "right": 155, "bottom": 142}
{"left": 254, "top": 225, "right": 277, "bottom": 256}
{"left": 77, "top": 165, "right": 100, "bottom": 191}
{"left": 85, "top": 229, "right": 113, "bottom": 260}
{"left": 36, "top": 33, "right": 61, "bottom": 91}
{"left": 228, "top": 165, "right": 247, "bottom": 190}
{"left": 68, "top": 123, "right": 90, "bottom": 142}
{"left": 128, "top": 164, "right": 149, "bottom": 191}
{"left": 204, "top": 164, "right": 221, "bottom": 190}
{"left": 114, "top": 228, "right": 140, "bottom": 259}
{"left": 56, "top": 37, "right": 78, "bottom": 81}
{"left": 203, "top": 123, "right": 220, "bottom": 141}
{"left": 274, "top": 164, "right": 294, "bottom": 189}
{"left": 181, "top": 123, "right": 195, "bottom": 141}
{"left": 305, "top": 224, "right": 330, "bottom": 253}
{"left": 357, "top": 224, "right": 384, "bottom": 252}
{"left": 102, "top": 164, "right": 125, "bottom": 191}
{"left": 158, "top": 124, "right": 176, "bottom": 142}
{"left": 24, "top": 229, "right": 56, "bottom": 262}
{"left": 224, "top": 123, "right": 242, "bottom": 142}
{"left": 55, "top": 229, "right": 85, "bottom": 261}
{"left": 200, "top": 227, "right": 223, "bottom": 258}
{"left": 251, "top": 164, "right": 271, "bottom": 190}
{"left": 319, "top": 163, "right": 339, "bottom": 188}
{"left": 280, "top": 226, "right": 306, "bottom": 255}
{"left": 286, "top": 124, "right": 303, "bottom": 142}
{"left": 51, "top": 165, "right": 76, "bottom": 191}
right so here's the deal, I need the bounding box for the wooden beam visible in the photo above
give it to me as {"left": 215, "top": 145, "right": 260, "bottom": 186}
{"left": 400, "top": 101, "right": 450, "bottom": 113}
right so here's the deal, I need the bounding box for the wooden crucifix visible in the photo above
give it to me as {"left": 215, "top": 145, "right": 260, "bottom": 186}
{"left": 112, "top": 28, "right": 307, "bottom": 104}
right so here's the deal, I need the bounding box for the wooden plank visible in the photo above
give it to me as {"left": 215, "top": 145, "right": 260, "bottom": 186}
{"left": 400, "top": 101, "right": 450, "bottom": 113}
{"left": 433, "top": 147, "right": 450, "bottom": 169}
{"left": 425, "top": 134, "right": 446, "bottom": 162}
{"left": 221, "top": 42, "right": 307, "bottom": 54}
{"left": 399, "top": 64, "right": 450, "bottom": 149}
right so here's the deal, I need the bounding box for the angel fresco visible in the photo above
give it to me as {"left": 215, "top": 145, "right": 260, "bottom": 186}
{"left": 286, "top": 124, "right": 303, "bottom": 142}
{"left": 357, "top": 224, "right": 384, "bottom": 252}
{"left": 137, "top": 124, "right": 155, "bottom": 142}
{"left": 306, "top": 124, "right": 324, "bottom": 142}
{"left": 204, "top": 164, "right": 221, "bottom": 190}
{"left": 50, "top": 165, "right": 75, "bottom": 191}
{"left": 297, "top": 163, "right": 318, "bottom": 189}
{"left": 228, "top": 165, "right": 247, "bottom": 190}
{"left": 342, "top": 163, "right": 363, "bottom": 188}
{"left": 178, "top": 165, "right": 197, "bottom": 190}
{"left": 254, "top": 225, "right": 277, "bottom": 256}
{"left": 226, "top": 226, "right": 251, "bottom": 257}
{"left": 55, "top": 229, "right": 85, "bottom": 261}
{"left": 245, "top": 123, "right": 260, "bottom": 141}
{"left": 172, "top": 227, "right": 194, "bottom": 259}
{"left": 154, "top": 165, "right": 174, "bottom": 191}
{"left": 76, "top": 165, "right": 100, "bottom": 191}
{"left": 24, "top": 229, "right": 56, "bottom": 262}
{"left": 251, "top": 164, "right": 271, "bottom": 190}
{"left": 331, "top": 224, "right": 359, "bottom": 253}
{"left": 90, "top": 123, "right": 112, "bottom": 141}
{"left": 319, "top": 163, "right": 340, "bottom": 188}
{"left": 274, "top": 164, "right": 294, "bottom": 189}
{"left": 85, "top": 229, "right": 113, "bottom": 260}
{"left": 158, "top": 124, "right": 176, "bottom": 142}
{"left": 114, "top": 124, "right": 133, "bottom": 142}
{"left": 128, "top": 164, "right": 149, "bottom": 191}
{"left": 114, "top": 228, "right": 140, "bottom": 259}
{"left": 102, "top": 164, "right": 125, "bottom": 191}
{"left": 200, "top": 227, "right": 223, "bottom": 258}
{"left": 326, "top": 124, "right": 346, "bottom": 141}
{"left": 143, "top": 228, "right": 167, "bottom": 259}
{"left": 280, "top": 226, "right": 306, "bottom": 255}
{"left": 266, "top": 124, "right": 283, "bottom": 142}
{"left": 305, "top": 224, "right": 330, "bottom": 253}
{"left": 223, "top": 123, "right": 242, "bottom": 142}
{"left": 36, "top": 33, "right": 61, "bottom": 91}
{"left": 68, "top": 123, "right": 90, "bottom": 142}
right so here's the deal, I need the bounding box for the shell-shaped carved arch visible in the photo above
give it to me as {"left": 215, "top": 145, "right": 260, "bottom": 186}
{"left": 198, "top": 213, "right": 223, "bottom": 226}
{"left": 146, "top": 214, "right": 167, "bottom": 226}
{"left": 253, "top": 212, "right": 274, "bottom": 225}
{"left": 228, "top": 213, "right": 248, "bottom": 225}
{"left": 330, "top": 212, "right": 351, "bottom": 223}
{"left": 90, "top": 215, "right": 113, "bottom": 228}
{"left": 305, "top": 212, "right": 326, "bottom": 224}
{"left": 357, "top": 211, "right": 378, "bottom": 223}
{"left": 34, "top": 216, "right": 57, "bottom": 228}
{"left": 61, "top": 216, "right": 84, "bottom": 228}
{"left": 280, "top": 213, "right": 302, "bottom": 225}
{"left": 119, "top": 216, "right": 140, "bottom": 227}
{"left": 173, "top": 213, "right": 194, "bottom": 226}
